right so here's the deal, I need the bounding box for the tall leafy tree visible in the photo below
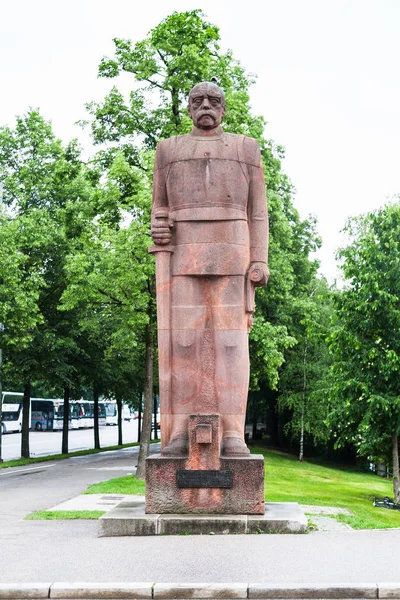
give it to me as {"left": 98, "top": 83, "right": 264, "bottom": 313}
{"left": 329, "top": 202, "right": 400, "bottom": 502}
{"left": 0, "top": 110, "right": 92, "bottom": 457}
{"left": 278, "top": 278, "right": 333, "bottom": 459}
{"left": 60, "top": 157, "right": 155, "bottom": 473}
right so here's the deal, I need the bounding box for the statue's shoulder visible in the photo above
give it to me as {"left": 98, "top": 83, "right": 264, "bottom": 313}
{"left": 155, "top": 135, "right": 188, "bottom": 167}
{"left": 222, "top": 133, "right": 261, "bottom": 167}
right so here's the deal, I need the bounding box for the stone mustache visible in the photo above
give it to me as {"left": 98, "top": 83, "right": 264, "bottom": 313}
{"left": 150, "top": 81, "right": 269, "bottom": 458}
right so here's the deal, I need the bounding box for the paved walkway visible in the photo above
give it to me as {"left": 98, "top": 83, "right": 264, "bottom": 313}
{"left": 1, "top": 446, "right": 400, "bottom": 583}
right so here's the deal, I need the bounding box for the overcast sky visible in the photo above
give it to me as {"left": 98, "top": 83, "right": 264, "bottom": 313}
{"left": 1, "top": 0, "right": 399, "bottom": 281}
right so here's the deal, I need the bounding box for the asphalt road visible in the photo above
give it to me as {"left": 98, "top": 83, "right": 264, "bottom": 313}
{"left": 0, "top": 421, "right": 146, "bottom": 461}
{"left": 1, "top": 446, "right": 400, "bottom": 584}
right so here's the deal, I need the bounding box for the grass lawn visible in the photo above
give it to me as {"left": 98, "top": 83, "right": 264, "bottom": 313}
{"left": 258, "top": 447, "right": 400, "bottom": 530}
{"left": 26, "top": 510, "right": 105, "bottom": 520}
{"left": 85, "top": 475, "right": 145, "bottom": 495}
{"left": 84, "top": 447, "right": 400, "bottom": 530}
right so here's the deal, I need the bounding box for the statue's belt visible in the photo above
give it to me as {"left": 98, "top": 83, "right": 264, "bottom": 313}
{"left": 169, "top": 206, "right": 247, "bottom": 222}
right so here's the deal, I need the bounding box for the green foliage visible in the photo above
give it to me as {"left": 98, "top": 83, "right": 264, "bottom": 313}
{"left": 0, "top": 211, "right": 44, "bottom": 348}
{"left": 329, "top": 202, "right": 400, "bottom": 481}
{"left": 278, "top": 278, "right": 333, "bottom": 449}
{"left": 0, "top": 111, "right": 93, "bottom": 398}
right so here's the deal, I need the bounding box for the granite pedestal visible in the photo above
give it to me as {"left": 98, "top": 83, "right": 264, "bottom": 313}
{"left": 145, "top": 415, "right": 264, "bottom": 515}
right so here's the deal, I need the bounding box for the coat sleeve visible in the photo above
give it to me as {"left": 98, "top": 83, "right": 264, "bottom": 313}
{"left": 245, "top": 138, "right": 269, "bottom": 265}
{"left": 151, "top": 140, "right": 169, "bottom": 218}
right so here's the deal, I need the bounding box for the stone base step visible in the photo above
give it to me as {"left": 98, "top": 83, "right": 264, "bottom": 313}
{"left": 98, "top": 497, "right": 307, "bottom": 536}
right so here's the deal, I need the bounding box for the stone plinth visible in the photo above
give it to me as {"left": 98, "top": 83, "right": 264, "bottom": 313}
{"left": 145, "top": 453, "right": 264, "bottom": 515}
{"left": 99, "top": 499, "right": 307, "bottom": 536}
{"left": 145, "top": 415, "right": 264, "bottom": 515}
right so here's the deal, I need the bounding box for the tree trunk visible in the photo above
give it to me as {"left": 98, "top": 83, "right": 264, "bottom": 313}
{"left": 392, "top": 425, "right": 400, "bottom": 503}
{"left": 61, "top": 384, "right": 70, "bottom": 455}
{"left": 299, "top": 409, "right": 304, "bottom": 462}
{"left": 136, "top": 322, "right": 153, "bottom": 479}
{"left": 138, "top": 394, "right": 142, "bottom": 443}
{"left": 117, "top": 395, "right": 123, "bottom": 446}
{"left": 93, "top": 388, "right": 100, "bottom": 450}
{"left": 299, "top": 339, "right": 307, "bottom": 462}
{"left": 153, "top": 394, "right": 158, "bottom": 439}
{"left": 21, "top": 381, "right": 31, "bottom": 458}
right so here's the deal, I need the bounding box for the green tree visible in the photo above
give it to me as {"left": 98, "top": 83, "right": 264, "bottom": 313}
{"left": 329, "top": 202, "right": 400, "bottom": 502}
{"left": 278, "top": 278, "right": 333, "bottom": 459}
{"left": 60, "top": 159, "right": 155, "bottom": 473}
{"left": 0, "top": 110, "right": 93, "bottom": 457}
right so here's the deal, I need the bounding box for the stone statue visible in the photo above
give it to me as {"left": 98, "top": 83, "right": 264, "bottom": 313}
{"left": 150, "top": 81, "right": 269, "bottom": 458}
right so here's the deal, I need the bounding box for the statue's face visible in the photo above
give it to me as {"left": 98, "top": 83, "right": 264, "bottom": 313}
{"left": 188, "top": 85, "right": 226, "bottom": 130}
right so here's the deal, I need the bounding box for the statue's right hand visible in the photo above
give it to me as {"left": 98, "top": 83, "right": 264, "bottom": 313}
{"left": 151, "top": 219, "right": 172, "bottom": 245}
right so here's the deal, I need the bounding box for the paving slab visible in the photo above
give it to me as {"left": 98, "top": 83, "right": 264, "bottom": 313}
{"left": 300, "top": 505, "right": 351, "bottom": 515}
{"left": 310, "top": 515, "right": 353, "bottom": 531}
{"left": 49, "top": 494, "right": 132, "bottom": 512}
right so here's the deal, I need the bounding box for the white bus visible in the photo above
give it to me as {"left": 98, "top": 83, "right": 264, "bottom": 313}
{"left": 76, "top": 401, "right": 106, "bottom": 428}
{"left": 52, "top": 401, "right": 80, "bottom": 431}
{"left": 104, "top": 400, "right": 134, "bottom": 425}
{"left": 1, "top": 392, "right": 63, "bottom": 432}
{"left": 1, "top": 392, "right": 23, "bottom": 434}
{"left": 30, "top": 398, "right": 58, "bottom": 431}
{"left": 1, "top": 403, "right": 23, "bottom": 433}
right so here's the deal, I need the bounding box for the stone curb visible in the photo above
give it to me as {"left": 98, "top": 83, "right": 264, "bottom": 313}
{"left": 154, "top": 583, "right": 248, "bottom": 598}
{"left": 50, "top": 583, "right": 153, "bottom": 598}
{"left": 0, "top": 584, "right": 52, "bottom": 599}
{"left": 1, "top": 583, "right": 399, "bottom": 599}
{"left": 248, "top": 584, "right": 378, "bottom": 599}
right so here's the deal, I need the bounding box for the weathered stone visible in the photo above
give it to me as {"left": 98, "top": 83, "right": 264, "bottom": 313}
{"left": 145, "top": 452, "right": 264, "bottom": 514}
{"left": 153, "top": 583, "right": 248, "bottom": 598}
{"left": 149, "top": 81, "right": 269, "bottom": 456}
{"left": 158, "top": 514, "right": 247, "bottom": 535}
{"left": 378, "top": 584, "right": 400, "bottom": 599}
{"left": 50, "top": 583, "right": 153, "bottom": 599}
{"left": 195, "top": 423, "right": 212, "bottom": 444}
{"left": 248, "top": 583, "right": 378, "bottom": 599}
{"left": 0, "top": 584, "right": 51, "bottom": 599}
{"left": 99, "top": 499, "right": 306, "bottom": 536}
{"left": 247, "top": 502, "right": 307, "bottom": 533}
{"left": 99, "top": 500, "right": 159, "bottom": 537}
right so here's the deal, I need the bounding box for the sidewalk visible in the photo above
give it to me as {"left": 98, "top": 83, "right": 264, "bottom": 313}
{"left": 1, "top": 446, "right": 400, "bottom": 584}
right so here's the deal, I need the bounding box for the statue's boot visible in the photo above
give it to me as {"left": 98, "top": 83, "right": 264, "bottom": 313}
{"left": 161, "top": 436, "right": 189, "bottom": 457}
{"left": 221, "top": 436, "right": 250, "bottom": 457}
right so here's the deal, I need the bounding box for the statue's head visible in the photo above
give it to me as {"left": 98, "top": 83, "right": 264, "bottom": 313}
{"left": 188, "top": 81, "right": 226, "bottom": 130}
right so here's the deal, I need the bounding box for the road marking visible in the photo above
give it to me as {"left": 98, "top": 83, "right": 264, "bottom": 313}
{"left": 0, "top": 463, "right": 56, "bottom": 476}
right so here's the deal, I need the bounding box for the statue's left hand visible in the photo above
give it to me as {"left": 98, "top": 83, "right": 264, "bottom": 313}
{"left": 249, "top": 262, "right": 269, "bottom": 287}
